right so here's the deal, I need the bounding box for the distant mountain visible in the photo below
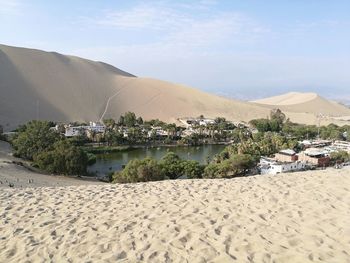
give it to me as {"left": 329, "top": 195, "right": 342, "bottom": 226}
{"left": 1, "top": 44, "right": 350, "bottom": 131}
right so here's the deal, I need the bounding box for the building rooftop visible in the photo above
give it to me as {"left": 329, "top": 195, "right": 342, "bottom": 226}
{"left": 278, "top": 149, "right": 296, "bottom": 156}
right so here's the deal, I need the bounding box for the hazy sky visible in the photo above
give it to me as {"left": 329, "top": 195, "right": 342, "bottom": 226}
{"left": 1, "top": 0, "right": 350, "bottom": 101}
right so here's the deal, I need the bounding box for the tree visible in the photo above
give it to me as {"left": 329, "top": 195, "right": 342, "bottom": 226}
{"left": 34, "top": 140, "right": 88, "bottom": 175}
{"left": 12, "top": 120, "right": 60, "bottom": 160}
{"left": 249, "top": 119, "right": 271, "bottom": 132}
{"left": 103, "top": 118, "right": 116, "bottom": 130}
{"left": 330, "top": 151, "right": 350, "bottom": 164}
{"left": 136, "top": 117, "right": 144, "bottom": 125}
{"left": 181, "top": 160, "right": 205, "bottom": 179}
{"left": 118, "top": 115, "right": 125, "bottom": 126}
{"left": 113, "top": 157, "right": 164, "bottom": 183}
{"left": 105, "top": 130, "right": 124, "bottom": 146}
{"left": 270, "top": 108, "right": 286, "bottom": 124}
{"left": 123, "top": 112, "right": 137, "bottom": 127}
{"left": 203, "top": 154, "right": 256, "bottom": 179}
{"left": 159, "top": 152, "right": 183, "bottom": 179}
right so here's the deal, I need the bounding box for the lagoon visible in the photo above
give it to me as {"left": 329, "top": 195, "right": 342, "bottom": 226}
{"left": 88, "top": 144, "right": 226, "bottom": 176}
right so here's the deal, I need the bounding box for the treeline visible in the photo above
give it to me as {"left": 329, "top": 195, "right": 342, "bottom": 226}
{"left": 249, "top": 109, "right": 350, "bottom": 141}
{"left": 113, "top": 151, "right": 257, "bottom": 183}
{"left": 100, "top": 112, "right": 239, "bottom": 146}
{"left": 11, "top": 121, "right": 93, "bottom": 175}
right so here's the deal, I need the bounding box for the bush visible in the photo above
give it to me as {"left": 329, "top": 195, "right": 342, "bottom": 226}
{"left": 159, "top": 152, "right": 183, "bottom": 179}
{"left": 330, "top": 151, "right": 350, "bottom": 164}
{"left": 203, "top": 154, "right": 256, "bottom": 179}
{"left": 34, "top": 140, "right": 88, "bottom": 175}
{"left": 12, "top": 120, "right": 60, "bottom": 160}
{"left": 113, "top": 157, "right": 164, "bottom": 183}
{"left": 181, "top": 160, "right": 205, "bottom": 179}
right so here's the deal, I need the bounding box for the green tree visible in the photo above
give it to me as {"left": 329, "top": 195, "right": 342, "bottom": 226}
{"left": 159, "top": 152, "right": 183, "bottom": 179}
{"left": 249, "top": 118, "right": 271, "bottom": 132}
{"left": 181, "top": 160, "right": 205, "bottom": 179}
{"left": 123, "top": 112, "right": 137, "bottom": 127}
{"left": 270, "top": 108, "right": 286, "bottom": 124}
{"left": 12, "top": 120, "right": 60, "bottom": 160}
{"left": 330, "top": 151, "right": 350, "bottom": 164}
{"left": 34, "top": 140, "right": 88, "bottom": 175}
{"left": 113, "top": 157, "right": 164, "bottom": 183}
{"left": 136, "top": 116, "right": 144, "bottom": 125}
{"left": 204, "top": 154, "right": 256, "bottom": 179}
{"left": 105, "top": 130, "right": 124, "bottom": 145}
{"left": 103, "top": 118, "right": 116, "bottom": 130}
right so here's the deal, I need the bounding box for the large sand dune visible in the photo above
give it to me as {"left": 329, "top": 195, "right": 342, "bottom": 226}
{"left": 1, "top": 44, "right": 350, "bottom": 131}
{"left": 0, "top": 44, "right": 272, "bottom": 131}
{"left": 252, "top": 92, "right": 350, "bottom": 117}
{"left": 1, "top": 169, "right": 350, "bottom": 262}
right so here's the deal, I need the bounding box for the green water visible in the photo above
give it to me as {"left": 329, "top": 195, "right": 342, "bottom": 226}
{"left": 88, "top": 144, "right": 226, "bottom": 175}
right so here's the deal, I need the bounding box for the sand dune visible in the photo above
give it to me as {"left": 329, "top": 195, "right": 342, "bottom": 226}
{"left": 1, "top": 169, "right": 350, "bottom": 262}
{"left": 0, "top": 44, "right": 273, "bottom": 131}
{"left": 252, "top": 92, "right": 319, "bottom": 105}
{"left": 2, "top": 44, "right": 350, "bottom": 131}
{"left": 252, "top": 92, "right": 350, "bottom": 117}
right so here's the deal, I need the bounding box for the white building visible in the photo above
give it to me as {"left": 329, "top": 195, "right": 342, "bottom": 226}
{"left": 65, "top": 126, "right": 85, "bottom": 137}
{"left": 332, "top": 141, "right": 350, "bottom": 153}
{"left": 147, "top": 127, "right": 168, "bottom": 137}
{"left": 259, "top": 157, "right": 306, "bottom": 175}
{"left": 64, "top": 122, "right": 105, "bottom": 137}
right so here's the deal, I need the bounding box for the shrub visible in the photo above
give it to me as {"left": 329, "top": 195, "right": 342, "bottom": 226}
{"left": 34, "top": 140, "right": 88, "bottom": 175}
{"left": 12, "top": 120, "right": 60, "bottom": 160}
{"left": 181, "top": 160, "right": 205, "bottom": 179}
{"left": 113, "top": 157, "right": 164, "bottom": 183}
{"left": 159, "top": 152, "right": 183, "bottom": 179}
{"left": 330, "top": 151, "right": 350, "bottom": 164}
{"left": 203, "top": 154, "right": 256, "bottom": 179}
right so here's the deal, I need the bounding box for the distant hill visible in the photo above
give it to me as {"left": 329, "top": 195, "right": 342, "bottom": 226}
{"left": 251, "top": 92, "right": 350, "bottom": 117}
{"left": 1, "top": 44, "right": 350, "bottom": 131}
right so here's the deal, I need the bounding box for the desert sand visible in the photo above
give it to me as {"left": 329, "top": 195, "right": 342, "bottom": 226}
{"left": 2, "top": 44, "right": 350, "bottom": 132}
{"left": 1, "top": 168, "right": 350, "bottom": 262}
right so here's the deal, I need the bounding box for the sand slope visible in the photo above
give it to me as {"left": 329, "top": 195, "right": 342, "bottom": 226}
{"left": 252, "top": 92, "right": 350, "bottom": 117}
{"left": 1, "top": 44, "right": 349, "bottom": 130}
{"left": 1, "top": 169, "right": 350, "bottom": 262}
{"left": 0, "top": 44, "right": 273, "bottom": 131}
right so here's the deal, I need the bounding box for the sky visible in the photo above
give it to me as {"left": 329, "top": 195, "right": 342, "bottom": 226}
{"left": 1, "top": 0, "right": 350, "bottom": 101}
